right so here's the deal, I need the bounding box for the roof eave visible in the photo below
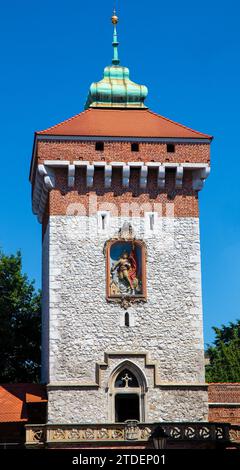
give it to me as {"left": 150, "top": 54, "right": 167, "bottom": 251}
{"left": 29, "top": 132, "right": 38, "bottom": 183}
{"left": 35, "top": 133, "right": 212, "bottom": 143}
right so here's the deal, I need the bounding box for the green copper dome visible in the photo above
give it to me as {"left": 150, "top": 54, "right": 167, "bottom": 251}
{"left": 85, "top": 13, "right": 148, "bottom": 109}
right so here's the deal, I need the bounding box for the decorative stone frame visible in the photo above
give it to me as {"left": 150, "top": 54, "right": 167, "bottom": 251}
{"left": 105, "top": 238, "right": 147, "bottom": 302}
{"left": 108, "top": 360, "right": 148, "bottom": 423}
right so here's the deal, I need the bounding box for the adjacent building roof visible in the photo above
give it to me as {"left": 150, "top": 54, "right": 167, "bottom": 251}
{"left": 37, "top": 108, "right": 212, "bottom": 139}
{"left": 0, "top": 384, "right": 47, "bottom": 423}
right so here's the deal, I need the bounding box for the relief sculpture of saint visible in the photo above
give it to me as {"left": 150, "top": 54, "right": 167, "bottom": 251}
{"left": 109, "top": 242, "right": 143, "bottom": 297}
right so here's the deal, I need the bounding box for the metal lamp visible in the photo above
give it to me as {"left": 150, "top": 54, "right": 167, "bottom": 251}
{"left": 152, "top": 426, "right": 168, "bottom": 450}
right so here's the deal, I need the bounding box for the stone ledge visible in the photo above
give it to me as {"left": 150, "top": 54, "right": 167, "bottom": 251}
{"left": 25, "top": 421, "right": 231, "bottom": 447}
{"left": 47, "top": 351, "right": 208, "bottom": 390}
{"left": 47, "top": 382, "right": 208, "bottom": 390}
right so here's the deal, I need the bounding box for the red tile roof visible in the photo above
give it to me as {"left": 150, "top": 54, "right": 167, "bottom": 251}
{"left": 37, "top": 108, "right": 212, "bottom": 139}
{"left": 0, "top": 384, "right": 47, "bottom": 423}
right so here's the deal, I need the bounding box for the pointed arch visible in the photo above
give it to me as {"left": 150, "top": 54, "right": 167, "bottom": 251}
{"left": 108, "top": 360, "right": 147, "bottom": 423}
{"left": 109, "top": 360, "right": 148, "bottom": 392}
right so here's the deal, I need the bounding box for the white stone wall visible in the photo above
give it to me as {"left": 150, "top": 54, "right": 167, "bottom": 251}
{"left": 47, "top": 387, "right": 208, "bottom": 424}
{"left": 42, "top": 215, "right": 208, "bottom": 423}
{"left": 41, "top": 225, "right": 49, "bottom": 384}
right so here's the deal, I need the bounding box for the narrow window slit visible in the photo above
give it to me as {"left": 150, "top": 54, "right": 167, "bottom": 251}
{"left": 125, "top": 312, "right": 130, "bottom": 327}
{"left": 149, "top": 214, "right": 154, "bottom": 231}
{"left": 96, "top": 141, "right": 104, "bottom": 151}
{"left": 131, "top": 143, "right": 139, "bottom": 152}
{"left": 167, "top": 143, "right": 175, "bottom": 153}
{"left": 101, "top": 214, "right": 106, "bottom": 230}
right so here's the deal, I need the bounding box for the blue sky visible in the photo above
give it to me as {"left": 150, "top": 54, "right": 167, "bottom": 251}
{"left": 0, "top": 0, "right": 239, "bottom": 346}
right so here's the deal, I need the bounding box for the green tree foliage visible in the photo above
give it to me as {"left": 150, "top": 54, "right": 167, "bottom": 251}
{"left": 205, "top": 320, "right": 240, "bottom": 382}
{"left": 0, "top": 251, "right": 41, "bottom": 383}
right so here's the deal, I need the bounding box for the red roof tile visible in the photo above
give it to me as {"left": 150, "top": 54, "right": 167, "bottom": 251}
{"left": 37, "top": 108, "right": 212, "bottom": 139}
{"left": 0, "top": 384, "right": 47, "bottom": 423}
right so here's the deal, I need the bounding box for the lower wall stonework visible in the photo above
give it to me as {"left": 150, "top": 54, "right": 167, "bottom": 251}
{"left": 47, "top": 387, "right": 208, "bottom": 425}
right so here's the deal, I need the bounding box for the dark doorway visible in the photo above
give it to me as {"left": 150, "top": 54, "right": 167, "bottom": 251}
{"left": 115, "top": 394, "right": 140, "bottom": 422}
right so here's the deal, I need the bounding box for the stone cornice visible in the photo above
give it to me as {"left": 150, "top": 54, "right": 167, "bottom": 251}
{"left": 47, "top": 382, "right": 208, "bottom": 390}
{"left": 46, "top": 351, "right": 208, "bottom": 390}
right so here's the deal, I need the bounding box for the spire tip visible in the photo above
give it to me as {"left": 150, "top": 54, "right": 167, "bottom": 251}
{"left": 111, "top": 11, "right": 118, "bottom": 25}
{"left": 111, "top": 7, "right": 120, "bottom": 65}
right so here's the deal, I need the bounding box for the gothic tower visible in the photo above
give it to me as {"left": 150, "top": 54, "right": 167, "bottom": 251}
{"left": 30, "top": 12, "right": 212, "bottom": 430}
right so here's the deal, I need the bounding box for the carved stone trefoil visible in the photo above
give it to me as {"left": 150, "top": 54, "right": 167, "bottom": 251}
{"left": 111, "top": 429, "right": 125, "bottom": 440}
{"left": 25, "top": 422, "right": 232, "bottom": 447}
{"left": 97, "top": 428, "right": 109, "bottom": 440}
{"left": 52, "top": 429, "right": 66, "bottom": 441}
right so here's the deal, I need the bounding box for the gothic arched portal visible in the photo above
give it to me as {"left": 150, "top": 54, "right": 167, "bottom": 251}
{"left": 108, "top": 362, "right": 147, "bottom": 423}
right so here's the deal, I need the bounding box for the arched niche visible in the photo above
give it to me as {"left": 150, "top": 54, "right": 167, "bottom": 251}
{"left": 108, "top": 361, "right": 147, "bottom": 423}
{"left": 106, "top": 239, "right": 147, "bottom": 301}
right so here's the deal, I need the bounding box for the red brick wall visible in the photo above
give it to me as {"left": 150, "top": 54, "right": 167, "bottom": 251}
{"left": 33, "top": 139, "right": 210, "bottom": 228}
{"left": 209, "top": 406, "right": 240, "bottom": 425}
{"left": 47, "top": 167, "right": 199, "bottom": 218}
{"left": 208, "top": 384, "right": 240, "bottom": 425}
{"left": 37, "top": 140, "right": 210, "bottom": 165}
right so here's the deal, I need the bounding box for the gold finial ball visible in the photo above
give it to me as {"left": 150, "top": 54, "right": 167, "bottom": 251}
{"left": 111, "top": 14, "right": 118, "bottom": 25}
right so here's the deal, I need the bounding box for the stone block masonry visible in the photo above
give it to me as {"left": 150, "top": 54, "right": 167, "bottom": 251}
{"left": 42, "top": 215, "right": 208, "bottom": 424}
